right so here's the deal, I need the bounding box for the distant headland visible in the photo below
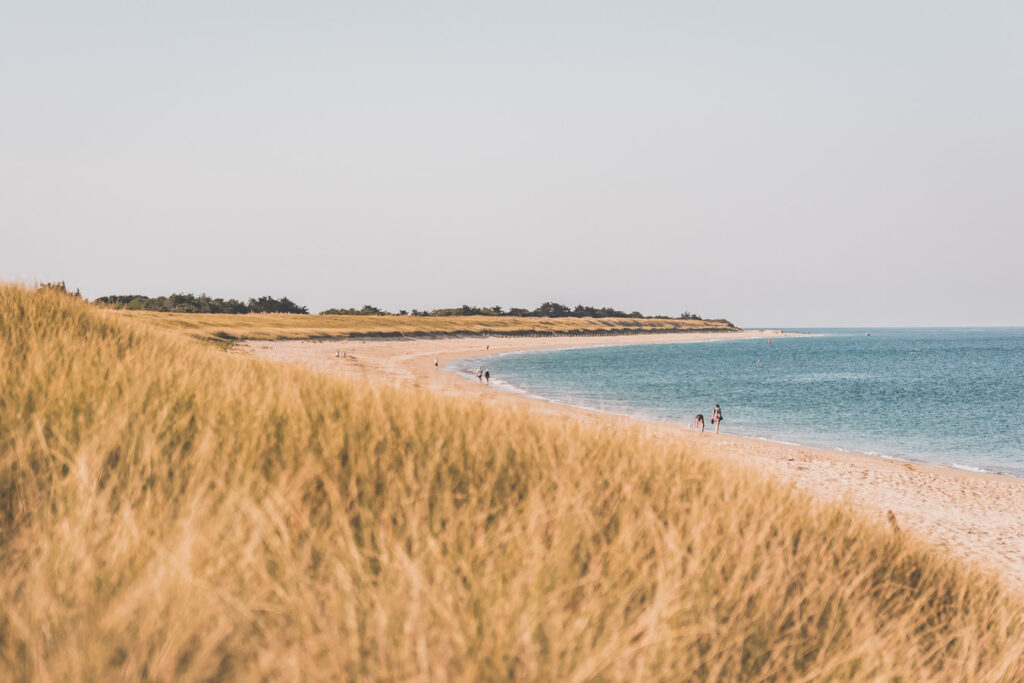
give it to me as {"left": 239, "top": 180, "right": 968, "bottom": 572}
{"left": 91, "top": 289, "right": 732, "bottom": 326}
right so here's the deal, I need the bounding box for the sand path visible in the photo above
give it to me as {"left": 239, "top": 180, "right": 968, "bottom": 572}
{"left": 238, "top": 331, "right": 1024, "bottom": 591}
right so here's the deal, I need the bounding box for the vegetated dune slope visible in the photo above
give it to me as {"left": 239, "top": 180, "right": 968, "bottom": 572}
{"left": 1, "top": 285, "right": 1022, "bottom": 681}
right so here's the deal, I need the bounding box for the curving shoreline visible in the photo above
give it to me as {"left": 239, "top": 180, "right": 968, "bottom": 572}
{"left": 239, "top": 329, "right": 1024, "bottom": 591}
{"left": 448, "top": 349, "right": 1011, "bottom": 479}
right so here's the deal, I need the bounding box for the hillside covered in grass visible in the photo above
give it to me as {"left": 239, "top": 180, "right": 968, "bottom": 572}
{"left": 2, "top": 285, "right": 1023, "bottom": 680}
{"left": 111, "top": 309, "right": 738, "bottom": 343}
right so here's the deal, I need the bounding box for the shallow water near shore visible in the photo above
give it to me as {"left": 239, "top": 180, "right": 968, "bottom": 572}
{"left": 452, "top": 328, "right": 1024, "bottom": 477}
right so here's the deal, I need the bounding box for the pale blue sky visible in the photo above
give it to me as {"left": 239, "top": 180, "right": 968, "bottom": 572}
{"left": 2, "top": 1, "right": 1021, "bottom": 326}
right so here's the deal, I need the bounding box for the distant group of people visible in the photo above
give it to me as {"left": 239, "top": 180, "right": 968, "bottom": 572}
{"left": 693, "top": 404, "right": 724, "bottom": 434}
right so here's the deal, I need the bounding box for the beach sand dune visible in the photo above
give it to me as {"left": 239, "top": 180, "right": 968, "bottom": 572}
{"left": 239, "top": 331, "right": 1024, "bottom": 592}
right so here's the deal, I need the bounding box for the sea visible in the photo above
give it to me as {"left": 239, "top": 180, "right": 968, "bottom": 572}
{"left": 450, "top": 328, "right": 1024, "bottom": 477}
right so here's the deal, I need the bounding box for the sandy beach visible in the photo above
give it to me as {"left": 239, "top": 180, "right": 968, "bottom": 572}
{"left": 239, "top": 330, "right": 1024, "bottom": 591}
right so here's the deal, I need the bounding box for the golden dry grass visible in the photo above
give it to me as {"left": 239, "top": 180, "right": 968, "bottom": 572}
{"left": 2, "top": 285, "right": 1023, "bottom": 680}
{"left": 110, "top": 309, "right": 737, "bottom": 342}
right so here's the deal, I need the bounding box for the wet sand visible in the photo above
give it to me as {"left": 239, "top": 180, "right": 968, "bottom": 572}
{"left": 238, "top": 330, "right": 1024, "bottom": 591}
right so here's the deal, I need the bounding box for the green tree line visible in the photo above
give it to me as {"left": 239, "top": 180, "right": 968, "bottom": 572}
{"left": 321, "top": 302, "right": 715, "bottom": 321}
{"left": 95, "top": 293, "right": 308, "bottom": 314}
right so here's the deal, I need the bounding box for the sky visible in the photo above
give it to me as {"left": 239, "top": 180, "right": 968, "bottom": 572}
{"left": 2, "top": 1, "right": 1022, "bottom": 327}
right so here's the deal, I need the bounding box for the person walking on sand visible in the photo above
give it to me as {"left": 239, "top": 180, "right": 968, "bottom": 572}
{"left": 712, "top": 404, "right": 723, "bottom": 434}
{"left": 476, "top": 368, "right": 483, "bottom": 383}
{"left": 434, "top": 358, "right": 439, "bottom": 369}
{"left": 694, "top": 413, "right": 705, "bottom": 432}
{"left": 484, "top": 369, "right": 490, "bottom": 384}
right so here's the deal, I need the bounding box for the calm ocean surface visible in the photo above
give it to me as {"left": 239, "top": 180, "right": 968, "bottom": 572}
{"left": 451, "top": 329, "right": 1024, "bottom": 477}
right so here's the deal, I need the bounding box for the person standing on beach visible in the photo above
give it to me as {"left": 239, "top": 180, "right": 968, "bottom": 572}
{"left": 712, "top": 404, "right": 723, "bottom": 434}
{"left": 484, "top": 369, "right": 490, "bottom": 384}
{"left": 476, "top": 368, "right": 483, "bottom": 383}
{"left": 434, "top": 358, "right": 439, "bottom": 369}
{"left": 694, "top": 414, "right": 705, "bottom": 432}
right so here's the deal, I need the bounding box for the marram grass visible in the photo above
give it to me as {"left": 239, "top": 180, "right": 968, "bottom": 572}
{"left": 1, "top": 285, "right": 1022, "bottom": 680}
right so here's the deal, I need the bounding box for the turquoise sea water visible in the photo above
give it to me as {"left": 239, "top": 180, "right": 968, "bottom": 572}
{"left": 451, "top": 329, "right": 1024, "bottom": 477}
